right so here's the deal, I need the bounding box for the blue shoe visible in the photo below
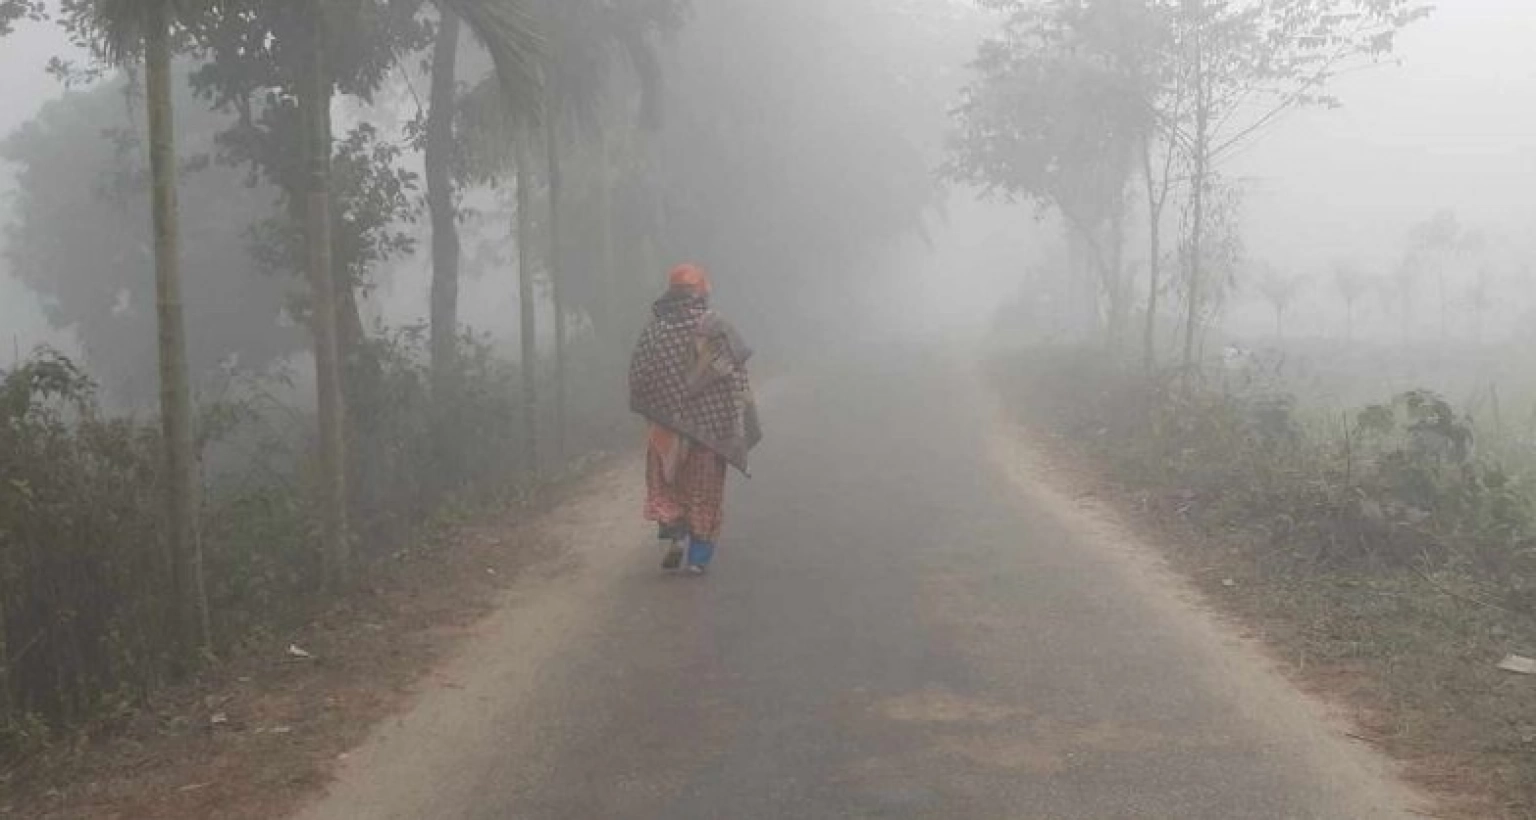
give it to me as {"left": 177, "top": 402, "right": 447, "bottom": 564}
{"left": 685, "top": 539, "right": 716, "bottom": 571}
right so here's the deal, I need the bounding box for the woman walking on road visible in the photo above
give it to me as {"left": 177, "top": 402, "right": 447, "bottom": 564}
{"left": 629, "top": 264, "right": 761, "bottom": 574}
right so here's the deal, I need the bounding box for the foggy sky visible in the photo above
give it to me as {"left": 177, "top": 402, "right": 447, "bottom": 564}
{"left": 1235, "top": 0, "right": 1536, "bottom": 271}
{"left": 2, "top": 1, "right": 1532, "bottom": 352}
{"left": 1, "top": 23, "right": 76, "bottom": 357}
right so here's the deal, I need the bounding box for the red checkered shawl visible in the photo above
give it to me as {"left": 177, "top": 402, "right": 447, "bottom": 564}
{"left": 629, "top": 294, "right": 761, "bottom": 474}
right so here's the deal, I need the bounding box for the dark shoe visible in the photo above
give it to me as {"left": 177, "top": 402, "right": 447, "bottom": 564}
{"left": 662, "top": 542, "right": 685, "bottom": 570}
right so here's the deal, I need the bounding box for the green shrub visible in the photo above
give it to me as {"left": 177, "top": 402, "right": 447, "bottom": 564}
{"left": 0, "top": 351, "right": 167, "bottom": 756}
{"left": 999, "top": 348, "right": 1536, "bottom": 583}
{"left": 0, "top": 330, "right": 603, "bottom": 762}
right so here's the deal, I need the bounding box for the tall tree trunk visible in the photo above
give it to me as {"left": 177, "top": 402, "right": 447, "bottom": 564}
{"left": 515, "top": 142, "right": 538, "bottom": 478}
{"left": 595, "top": 132, "right": 617, "bottom": 355}
{"left": 145, "top": 2, "right": 210, "bottom": 657}
{"left": 1182, "top": 51, "right": 1209, "bottom": 372}
{"left": 302, "top": 9, "right": 349, "bottom": 588}
{"left": 1437, "top": 270, "right": 1448, "bottom": 341}
{"left": 333, "top": 265, "right": 377, "bottom": 520}
{"left": 544, "top": 109, "right": 567, "bottom": 464}
{"left": 1108, "top": 205, "right": 1127, "bottom": 353}
{"left": 1141, "top": 137, "right": 1164, "bottom": 374}
{"left": 427, "top": 10, "right": 461, "bottom": 400}
{"left": 1065, "top": 229, "right": 1089, "bottom": 339}
{"left": 1182, "top": 161, "right": 1206, "bottom": 371}
{"left": 335, "top": 270, "right": 370, "bottom": 395}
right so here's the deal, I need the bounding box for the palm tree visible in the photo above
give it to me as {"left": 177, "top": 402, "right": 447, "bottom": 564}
{"left": 536, "top": 0, "right": 604, "bottom": 464}
{"left": 299, "top": 0, "right": 543, "bottom": 583}
{"left": 1467, "top": 264, "right": 1495, "bottom": 345}
{"left": 448, "top": 0, "right": 679, "bottom": 473}
{"left": 537, "top": 0, "right": 684, "bottom": 459}
{"left": 446, "top": 80, "right": 544, "bottom": 478}
{"left": 426, "top": 0, "right": 544, "bottom": 399}
{"left": 73, "top": 0, "right": 211, "bottom": 656}
{"left": 425, "top": 0, "right": 544, "bottom": 478}
{"left": 1253, "top": 265, "right": 1304, "bottom": 341}
{"left": 1332, "top": 260, "right": 1370, "bottom": 344}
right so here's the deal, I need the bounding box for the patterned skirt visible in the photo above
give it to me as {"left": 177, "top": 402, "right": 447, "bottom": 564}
{"left": 644, "top": 425, "right": 728, "bottom": 542}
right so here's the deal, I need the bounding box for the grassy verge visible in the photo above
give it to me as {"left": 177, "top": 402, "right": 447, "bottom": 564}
{"left": 993, "top": 347, "right": 1536, "bottom": 819}
{"left": 0, "top": 334, "right": 632, "bottom": 813}
{"left": 0, "top": 456, "right": 615, "bottom": 820}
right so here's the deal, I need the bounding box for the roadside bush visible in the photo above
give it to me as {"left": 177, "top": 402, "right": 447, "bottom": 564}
{"left": 0, "top": 331, "right": 584, "bottom": 762}
{"left": 0, "top": 351, "right": 167, "bottom": 756}
{"left": 999, "top": 348, "right": 1536, "bottom": 584}
{"left": 997, "top": 346, "right": 1536, "bottom": 815}
{"left": 348, "top": 327, "right": 529, "bottom": 551}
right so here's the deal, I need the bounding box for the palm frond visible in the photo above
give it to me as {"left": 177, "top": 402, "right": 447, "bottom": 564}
{"left": 542, "top": 0, "right": 688, "bottom": 139}
{"left": 456, "top": 73, "right": 530, "bottom": 180}
{"left": 620, "top": 26, "right": 663, "bottom": 131}
{"left": 613, "top": 0, "right": 689, "bottom": 130}
{"left": 440, "top": 0, "right": 545, "bottom": 122}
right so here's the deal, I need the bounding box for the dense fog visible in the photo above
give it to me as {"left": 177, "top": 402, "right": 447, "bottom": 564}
{"left": 4, "top": 1, "right": 1532, "bottom": 376}
{"left": 2, "top": 1, "right": 1535, "bottom": 789}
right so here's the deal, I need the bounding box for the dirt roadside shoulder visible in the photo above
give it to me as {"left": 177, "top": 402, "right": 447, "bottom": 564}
{"left": 988, "top": 412, "right": 1435, "bottom": 819}
{"left": 289, "top": 454, "right": 648, "bottom": 820}
{"left": 991, "top": 405, "right": 1510, "bottom": 820}
{"left": 2, "top": 457, "right": 643, "bottom": 820}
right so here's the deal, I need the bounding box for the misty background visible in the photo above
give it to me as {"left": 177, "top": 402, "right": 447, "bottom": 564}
{"left": 5, "top": 0, "right": 1536, "bottom": 797}
{"left": 4, "top": 0, "right": 1531, "bottom": 382}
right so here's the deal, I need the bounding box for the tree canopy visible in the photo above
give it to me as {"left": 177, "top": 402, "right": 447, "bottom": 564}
{"left": 2, "top": 72, "right": 297, "bottom": 403}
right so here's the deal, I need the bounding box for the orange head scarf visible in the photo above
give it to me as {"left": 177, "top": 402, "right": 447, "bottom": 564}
{"left": 668, "top": 264, "right": 711, "bottom": 297}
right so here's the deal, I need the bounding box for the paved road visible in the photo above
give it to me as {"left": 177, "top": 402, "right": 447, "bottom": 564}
{"left": 296, "top": 348, "right": 1422, "bottom": 820}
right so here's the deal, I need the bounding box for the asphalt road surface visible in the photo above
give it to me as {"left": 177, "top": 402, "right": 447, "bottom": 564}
{"left": 294, "top": 348, "right": 1424, "bottom": 820}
